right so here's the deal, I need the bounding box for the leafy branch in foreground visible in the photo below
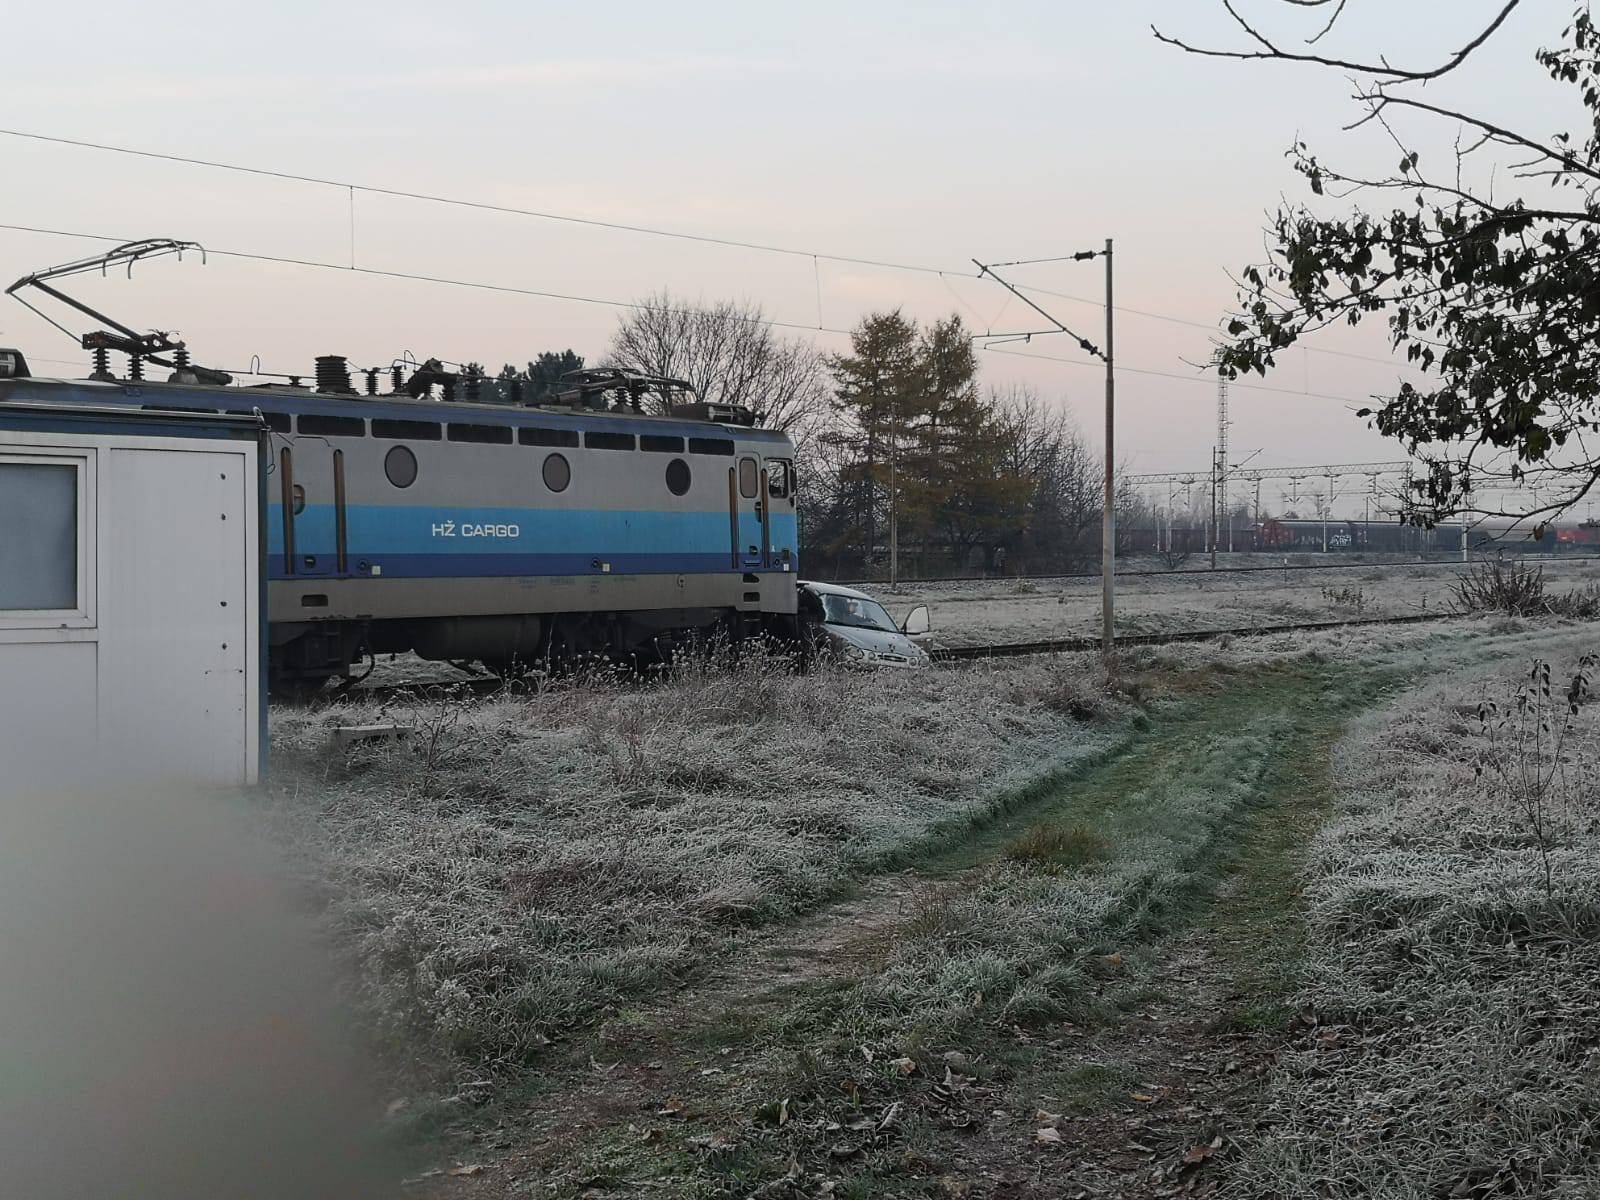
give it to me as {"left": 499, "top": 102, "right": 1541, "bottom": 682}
{"left": 1160, "top": 2, "right": 1600, "bottom": 527}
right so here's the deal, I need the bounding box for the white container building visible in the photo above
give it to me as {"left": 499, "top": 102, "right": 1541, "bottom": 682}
{"left": 0, "top": 378, "right": 266, "bottom": 787}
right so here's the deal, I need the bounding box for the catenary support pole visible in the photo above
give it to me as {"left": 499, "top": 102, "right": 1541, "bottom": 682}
{"left": 1102, "top": 238, "right": 1115, "bottom": 655}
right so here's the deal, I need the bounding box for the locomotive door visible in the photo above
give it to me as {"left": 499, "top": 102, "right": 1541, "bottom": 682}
{"left": 730, "top": 455, "right": 764, "bottom": 569}
{"left": 763, "top": 456, "right": 796, "bottom": 571}
{"left": 278, "top": 437, "right": 349, "bottom": 579}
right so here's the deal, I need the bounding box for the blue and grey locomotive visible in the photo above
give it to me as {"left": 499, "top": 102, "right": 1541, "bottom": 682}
{"left": 0, "top": 349, "right": 800, "bottom": 694}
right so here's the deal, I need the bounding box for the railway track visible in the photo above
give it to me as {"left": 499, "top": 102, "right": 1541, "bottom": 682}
{"left": 824, "top": 553, "right": 1600, "bottom": 588}
{"left": 320, "top": 611, "right": 1469, "bottom": 702}
{"left": 929, "top": 610, "right": 1466, "bottom": 662}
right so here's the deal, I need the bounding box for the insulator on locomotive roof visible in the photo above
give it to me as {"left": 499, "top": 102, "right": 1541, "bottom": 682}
{"left": 390, "top": 366, "right": 404, "bottom": 394}
{"left": 127, "top": 352, "right": 144, "bottom": 382}
{"left": 315, "top": 355, "right": 357, "bottom": 395}
{"left": 364, "top": 369, "right": 379, "bottom": 396}
{"left": 89, "top": 345, "right": 113, "bottom": 382}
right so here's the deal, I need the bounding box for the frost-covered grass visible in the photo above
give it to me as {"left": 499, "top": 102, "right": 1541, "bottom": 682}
{"left": 879, "top": 557, "right": 1600, "bottom": 647}
{"left": 264, "top": 652, "right": 1123, "bottom": 1075}
{"left": 1237, "top": 643, "right": 1600, "bottom": 1198}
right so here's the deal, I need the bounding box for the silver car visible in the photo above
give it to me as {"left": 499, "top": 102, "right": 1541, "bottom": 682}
{"left": 798, "top": 581, "right": 932, "bottom": 669}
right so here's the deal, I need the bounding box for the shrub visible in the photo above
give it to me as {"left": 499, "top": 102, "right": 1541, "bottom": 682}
{"left": 1451, "top": 559, "right": 1547, "bottom": 614}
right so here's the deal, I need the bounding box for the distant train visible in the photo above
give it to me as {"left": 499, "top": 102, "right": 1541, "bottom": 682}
{"left": 1125, "top": 516, "right": 1574, "bottom": 557}
{"left": 0, "top": 351, "right": 799, "bottom": 695}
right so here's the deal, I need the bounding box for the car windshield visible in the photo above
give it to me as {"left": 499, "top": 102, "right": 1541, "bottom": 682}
{"left": 820, "top": 593, "right": 898, "bottom": 632}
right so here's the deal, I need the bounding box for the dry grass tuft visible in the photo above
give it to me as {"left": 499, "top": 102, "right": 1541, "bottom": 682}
{"left": 1003, "top": 821, "right": 1109, "bottom": 869}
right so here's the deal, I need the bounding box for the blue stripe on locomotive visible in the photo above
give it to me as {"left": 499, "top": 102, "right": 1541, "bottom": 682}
{"left": 268, "top": 502, "right": 800, "bottom": 579}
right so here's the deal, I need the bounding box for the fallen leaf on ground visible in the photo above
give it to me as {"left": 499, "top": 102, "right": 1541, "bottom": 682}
{"left": 1035, "top": 1126, "right": 1064, "bottom": 1146}
{"left": 889, "top": 1056, "right": 917, "bottom": 1075}
{"left": 448, "top": 1164, "right": 484, "bottom": 1177}
{"left": 1035, "top": 1109, "right": 1063, "bottom": 1128}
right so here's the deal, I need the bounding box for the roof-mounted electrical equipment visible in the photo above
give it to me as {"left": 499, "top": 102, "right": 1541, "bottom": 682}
{"left": 5, "top": 239, "right": 232, "bottom": 387}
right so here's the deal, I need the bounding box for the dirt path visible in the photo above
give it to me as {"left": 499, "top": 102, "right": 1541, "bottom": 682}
{"left": 411, "top": 628, "right": 1577, "bottom": 1198}
{"left": 412, "top": 874, "right": 925, "bottom": 1195}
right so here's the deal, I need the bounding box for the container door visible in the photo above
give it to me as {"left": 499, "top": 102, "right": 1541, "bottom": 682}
{"left": 100, "top": 447, "right": 251, "bottom": 785}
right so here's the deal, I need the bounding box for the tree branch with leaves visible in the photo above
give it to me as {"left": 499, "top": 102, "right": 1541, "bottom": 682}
{"left": 1161, "top": 1, "right": 1600, "bottom": 529}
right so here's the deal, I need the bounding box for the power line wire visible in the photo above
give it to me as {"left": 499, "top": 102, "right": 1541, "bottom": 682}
{"left": 0, "top": 126, "right": 1423, "bottom": 371}
{"left": 0, "top": 220, "right": 863, "bottom": 337}
{"left": 0, "top": 219, "right": 1395, "bottom": 410}
{"left": 0, "top": 127, "right": 958, "bottom": 277}
{"left": 984, "top": 346, "right": 1377, "bottom": 407}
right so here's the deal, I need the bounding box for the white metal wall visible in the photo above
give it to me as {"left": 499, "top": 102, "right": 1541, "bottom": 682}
{"left": 0, "top": 429, "right": 260, "bottom": 787}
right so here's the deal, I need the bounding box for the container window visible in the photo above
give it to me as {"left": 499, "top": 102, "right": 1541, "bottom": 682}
{"left": 585, "top": 430, "right": 635, "bottom": 451}
{"left": 738, "top": 456, "right": 758, "bottom": 499}
{"left": 665, "top": 458, "right": 691, "bottom": 496}
{"left": 449, "top": 423, "right": 513, "bottom": 445}
{"left": 640, "top": 434, "right": 685, "bottom": 453}
{"left": 372, "top": 418, "right": 442, "bottom": 441}
{"left": 297, "top": 414, "right": 366, "bottom": 437}
{"left": 0, "top": 462, "right": 77, "bottom": 610}
{"left": 384, "top": 445, "right": 419, "bottom": 489}
{"left": 543, "top": 453, "right": 571, "bottom": 493}
{"left": 519, "top": 426, "right": 580, "bottom": 448}
{"left": 688, "top": 437, "right": 735, "bottom": 456}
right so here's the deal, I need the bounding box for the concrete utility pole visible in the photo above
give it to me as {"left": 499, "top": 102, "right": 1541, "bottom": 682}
{"left": 1102, "top": 238, "right": 1115, "bottom": 655}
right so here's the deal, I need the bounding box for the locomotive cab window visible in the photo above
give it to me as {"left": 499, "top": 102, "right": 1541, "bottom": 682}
{"left": 765, "top": 458, "right": 794, "bottom": 500}
{"left": 738, "top": 456, "right": 758, "bottom": 499}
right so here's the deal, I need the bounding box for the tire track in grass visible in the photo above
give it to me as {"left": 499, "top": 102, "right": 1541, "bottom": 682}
{"left": 416, "top": 624, "right": 1591, "bottom": 1198}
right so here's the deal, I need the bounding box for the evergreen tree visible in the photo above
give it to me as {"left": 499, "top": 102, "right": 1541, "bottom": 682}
{"left": 825, "top": 311, "right": 922, "bottom": 565}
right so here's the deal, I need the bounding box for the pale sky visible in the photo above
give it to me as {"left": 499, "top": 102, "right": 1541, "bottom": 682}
{"left": 0, "top": 0, "right": 1573, "bottom": 494}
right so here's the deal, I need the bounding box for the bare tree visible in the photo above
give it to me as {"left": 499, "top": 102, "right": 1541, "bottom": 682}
{"left": 606, "top": 292, "right": 829, "bottom": 456}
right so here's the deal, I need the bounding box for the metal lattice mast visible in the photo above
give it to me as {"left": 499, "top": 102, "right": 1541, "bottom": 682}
{"left": 1217, "top": 369, "right": 1231, "bottom": 553}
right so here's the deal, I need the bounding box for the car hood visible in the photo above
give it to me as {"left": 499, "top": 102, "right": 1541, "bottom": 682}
{"left": 824, "top": 623, "right": 929, "bottom": 663}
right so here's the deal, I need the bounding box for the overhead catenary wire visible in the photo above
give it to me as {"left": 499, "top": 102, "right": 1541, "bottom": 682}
{"left": 0, "top": 125, "right": 1419, "bottom": 371}
{"left": 0, "top": 219, "right": 1400, "bottom": 410}
{"left": 983, "top": 345, "right": 1381, "bottom": 406}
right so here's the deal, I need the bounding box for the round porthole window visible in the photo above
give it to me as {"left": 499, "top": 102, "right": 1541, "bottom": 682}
{"left": 543, "top": 452, "right": 571, "bottom": 493}
{"left": 665, "top": 457, "right": 691, "bottom": 496}
{"left": 384, "top": 445, "right": 418, "bottom": 489}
